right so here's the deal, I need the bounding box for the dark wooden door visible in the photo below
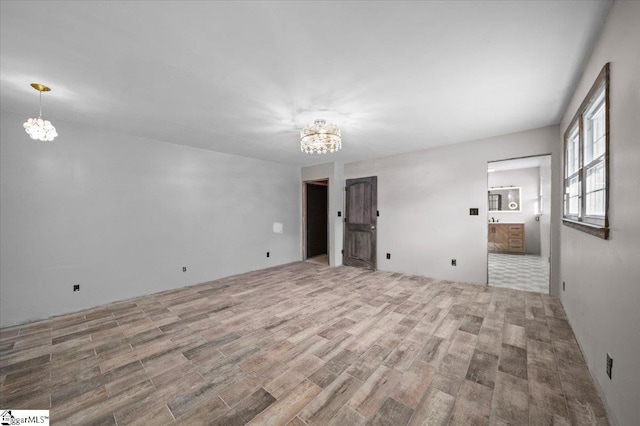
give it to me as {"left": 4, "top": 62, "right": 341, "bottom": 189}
{"left": 344, "top": 176, "right": 377, "bottom": 270}
{"left": 306, "top": 183, "right": 328, "bottom": 258}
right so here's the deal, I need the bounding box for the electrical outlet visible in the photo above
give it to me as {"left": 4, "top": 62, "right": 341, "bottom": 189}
{"left": 563, "top": 281, "right": 566, "bottom": 291}
{"left": 266, "top": 252, "right": 270, "bottom": 258}
{"left": 606, "top": 353, "right": 613, "bottom": 379}
{"left": 386, "top": 253, "right": 391, "bottom": 260}
{"left": 182, "top": 266, "right": 187, "bottom": 272}
{"left": 337, "top": 211, "right": 342, "bottom": 217}
{"left": 451, "top": 259, "right": 457, "bottom": 266}
{"left": 73, "top": 284, "right": 80, "bottom": 292}
{"left": 469, "top": 208, "right": 479, "bottom": 215}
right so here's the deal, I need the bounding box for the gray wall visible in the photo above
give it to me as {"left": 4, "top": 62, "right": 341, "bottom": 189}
{"left": 0, "top": 110, "right": 301, "bottom": 327}
{"left": 488, "top": 167, "right": 541, "bottom": 255}
{"left": 344, "top": 125, "right": 560, "bottom": 289}
{"left": 558, "top": 2, "right": 640, "bottom": 425}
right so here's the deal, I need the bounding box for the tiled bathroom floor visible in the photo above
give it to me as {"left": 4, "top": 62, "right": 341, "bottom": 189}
{"left": 489, "top": 254, "right": 549, "bottom": 294}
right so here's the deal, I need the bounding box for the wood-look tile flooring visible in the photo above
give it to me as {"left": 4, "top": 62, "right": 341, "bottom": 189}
{"left": 0, "top": 262, "right": 608, "bottom": 425}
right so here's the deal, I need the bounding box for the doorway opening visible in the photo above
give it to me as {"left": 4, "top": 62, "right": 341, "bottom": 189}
{"left": 303, "top": 179, "right": 329, "bottom": 265}
{"left": 487, "top": 155, "right": 552, "bottom": 294}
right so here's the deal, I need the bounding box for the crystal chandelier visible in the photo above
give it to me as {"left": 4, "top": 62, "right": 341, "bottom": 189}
{"left": 23, "top": 83, "right": 58, "bottom": 142}
{"left": 300, "top": 120, "right": 341, "bottom": 154}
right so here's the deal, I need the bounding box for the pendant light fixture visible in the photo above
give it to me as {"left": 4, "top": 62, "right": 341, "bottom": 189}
{"left": 23, "top": 83, "right": 58, "bottom": 141}
{"left": 300, "top": 120, "right": 341, "bottom": 154}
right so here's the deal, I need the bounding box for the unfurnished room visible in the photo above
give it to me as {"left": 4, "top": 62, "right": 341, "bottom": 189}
{"left": 1, "top": 1, "right": 639, "bottom": 425}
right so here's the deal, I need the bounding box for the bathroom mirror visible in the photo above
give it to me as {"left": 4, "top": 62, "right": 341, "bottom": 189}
{"left": 488, "top": 187, "right": 521, "bottom": 212}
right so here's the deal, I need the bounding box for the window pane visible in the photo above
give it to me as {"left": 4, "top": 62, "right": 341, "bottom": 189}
{"left": 586, "top": 160, "right": 606, "bottom": 192}
{"left": 592, "top": 104, "right": 606, "bottom": 158}
{"left": 585, "top": 161, "right": 606, "bottom": 216}
{"left": 566, "top": 126, "right": 580, "bottom": 175}
{"left": 568, "top": 176, "right": 580, "bottom": 215}
{"left": 585, "top": 190, "right": 605, "bottom": 217}
{"left": 569, "top": 196, "right": 579, "bottom": 216}
{"left": 569, "top": 176, "right": 579, "bottom": 197}
{"left": 585, "top": 87, "right": 606, "bottom": 164}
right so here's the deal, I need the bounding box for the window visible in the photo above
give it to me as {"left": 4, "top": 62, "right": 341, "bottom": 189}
{"left": 563, "top": 63, "right": 610, "bottom": 239}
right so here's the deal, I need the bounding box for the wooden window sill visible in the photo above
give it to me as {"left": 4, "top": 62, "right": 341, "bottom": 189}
{"left": 562, "top": 218, "right": 609, "bottom": 240}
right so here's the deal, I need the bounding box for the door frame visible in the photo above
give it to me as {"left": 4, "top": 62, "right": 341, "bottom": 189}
{"left": 486, "top": 153, "right": 553, "bottom": 291}
{"left": 302, "top": 179, "right": 330, "bottom": 262}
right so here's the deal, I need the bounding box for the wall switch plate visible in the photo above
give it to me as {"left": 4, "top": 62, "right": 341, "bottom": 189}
{"left": 470, "top": 208, "right": 479, "bottom": 215}
{"left": 266, "top": 252, "right": 270, "bottom": 258}
{"left": 451, "top": 259, "right": 457, "bottom": 266}
{"left": 386, "top": 253, "right": 391, "bottom": 259}
{"left": 73, "top": 284, "right": 80, "bottom": 292}
{"left": 606, "top": 353, "right": 613, "bottom": 379}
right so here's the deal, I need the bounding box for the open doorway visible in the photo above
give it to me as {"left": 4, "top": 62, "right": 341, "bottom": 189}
{"left": 487, "top": 155, "right": 551, "bottom": 294}
{"left": 304, "top": 179, "right": 329, "bottom": 265}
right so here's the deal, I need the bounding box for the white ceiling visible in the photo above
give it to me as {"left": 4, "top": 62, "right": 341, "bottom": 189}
{"left": 0, "top": 1, "right": 611, "bottom": 166}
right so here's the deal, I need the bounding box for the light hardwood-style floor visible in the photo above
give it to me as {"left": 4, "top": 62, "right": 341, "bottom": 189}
{"left": 0, "top": 262, "right": 608, "bottom": 425}
{"left": 306, "top": 254, "right": 329, "bottom": 265}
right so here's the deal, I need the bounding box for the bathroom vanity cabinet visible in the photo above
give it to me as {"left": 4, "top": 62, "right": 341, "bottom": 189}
{"left": 488, "top": 223, "right": 525, "bottom": 254}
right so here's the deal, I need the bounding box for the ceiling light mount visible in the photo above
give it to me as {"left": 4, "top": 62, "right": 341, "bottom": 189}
{"left": 23, "top": 82, "right": 58, "bottom": 141}
{"left": 30, "top": 83, "right": 51, "bottom": 92}
{"left": 300, "top": 119, "right": 342, "bottom": 154}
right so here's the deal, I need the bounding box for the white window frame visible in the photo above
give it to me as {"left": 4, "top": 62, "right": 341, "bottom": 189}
{"left": 562, "top": 63, "right": 610, "bottom": 239}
